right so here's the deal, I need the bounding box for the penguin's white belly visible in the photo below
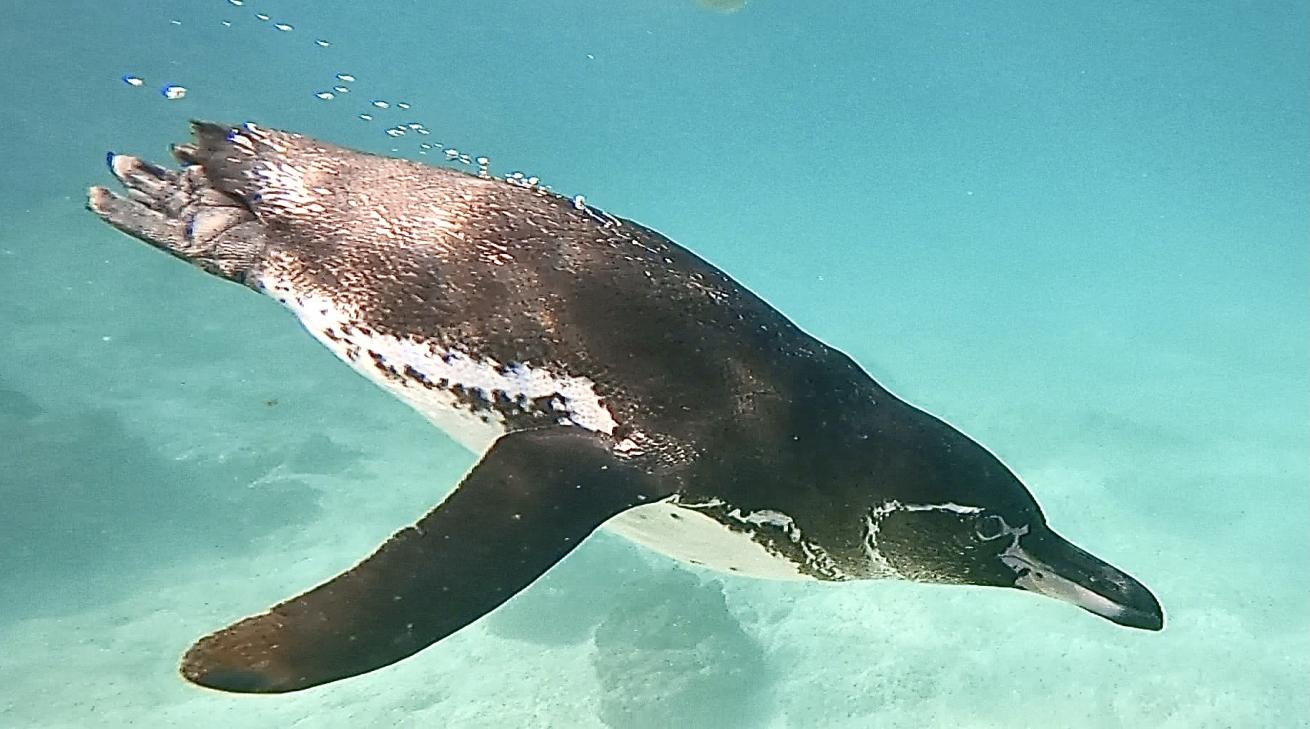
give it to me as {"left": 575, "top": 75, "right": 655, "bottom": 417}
{"left": 320, "top": 334, "right": 508, "bottom": 453}
{"left": 270, "top": 284, "right": 623, "bottom": 454}
{"left": 604, "top": 502, "right": 813, "bottom": 581}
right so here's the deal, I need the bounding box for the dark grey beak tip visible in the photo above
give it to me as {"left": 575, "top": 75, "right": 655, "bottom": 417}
{"left": 1108, "top": 600, "right": 1165, "bottom": 632}
{"left": 1094, "top": 560, "right": 1165, "bottom": 632}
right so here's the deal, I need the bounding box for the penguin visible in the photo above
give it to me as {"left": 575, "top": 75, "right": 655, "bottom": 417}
{"left": 87, "top": 121, "right": 1164, "bottom": 694}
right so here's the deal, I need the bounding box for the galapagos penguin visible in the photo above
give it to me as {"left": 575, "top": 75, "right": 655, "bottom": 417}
{"left": 87, "top": 121, "right": 1164, "bottom": 694}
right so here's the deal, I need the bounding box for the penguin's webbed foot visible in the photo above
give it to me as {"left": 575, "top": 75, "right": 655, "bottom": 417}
{"left": 88, "top": 151, "right": 268, "bottom": 284}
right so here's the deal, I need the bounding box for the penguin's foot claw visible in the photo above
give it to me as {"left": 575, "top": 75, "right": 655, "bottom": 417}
{"left": 105, "top": 153, "right": 177, "bottom": 206}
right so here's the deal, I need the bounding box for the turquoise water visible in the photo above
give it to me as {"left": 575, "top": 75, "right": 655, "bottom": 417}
{"left": 1, "top": 1, "right": 1307, "bottom": 726}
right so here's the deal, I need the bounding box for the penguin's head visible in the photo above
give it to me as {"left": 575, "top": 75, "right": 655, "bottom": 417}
{"left": 861, "top": 406, "right": 1164, "bottom": 631}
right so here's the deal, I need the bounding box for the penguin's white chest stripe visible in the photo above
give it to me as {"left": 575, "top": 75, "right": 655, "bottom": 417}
{"left": 262, "top": 281, "right": 625, "bottom": 454}
{"left": 604, "top": 502, "right": 816, "bottom": 581}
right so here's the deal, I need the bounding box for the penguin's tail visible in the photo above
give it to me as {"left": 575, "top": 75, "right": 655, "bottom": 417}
{"left": 87, "top": 121, "right": 272, "bottom": 284}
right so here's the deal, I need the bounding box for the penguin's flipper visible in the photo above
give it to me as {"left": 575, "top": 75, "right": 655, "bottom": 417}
{"left": 179, "top": 426, "right": 670, "bottom": 694}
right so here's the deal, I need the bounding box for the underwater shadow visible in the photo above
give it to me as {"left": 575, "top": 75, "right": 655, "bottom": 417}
{"left": 485, "top": 538, "right": 640, "bottom": 647}
{"left": 0, "top": 381, "right": 326, "bottom": 624}
{"left": 590, "top": 568, "right": 774, "bottom": 729}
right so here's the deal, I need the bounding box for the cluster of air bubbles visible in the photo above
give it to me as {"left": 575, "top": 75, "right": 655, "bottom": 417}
{"left": 316, "top": 73, "right": 353, "bottom": 102}
{"left": 216, "top": 1, "right": 458, "bottom": 158}
{"left": 223, "top": 0, "right": 329, "bottom": 46}
{"left": 505, "top": 171, "right": 542, "bottom": 188}
{"left": 127, "top": 0, "right": 336, "bottom": 106}
{"left": 379, "top": 121, "right": 432, "bottom": 138}
{"left": 493, "top": 168, "right": 551, "bottom": 195}
{"left": 328, "top": 76, "right": 465, "bottom": 159}
{"left": 121, "top": 74, "right": 187, "bottom": 100}
{"left": 443, "top": 148, "right": 475, "bottom": 166}
{"left": 123, "top": 1, "right": 556, "bottom": 193}
{"left": 430, "top": 147, "right": 529, "bottom": 184}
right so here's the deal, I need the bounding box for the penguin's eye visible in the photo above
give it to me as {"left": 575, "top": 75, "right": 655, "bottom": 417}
{"left": 973, "top": 515, "right": 1007, "bottom": 541}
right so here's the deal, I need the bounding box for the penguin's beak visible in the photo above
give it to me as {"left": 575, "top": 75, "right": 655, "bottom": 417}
{"left": 1003, "top": 529, "right": 1164, "bottom": 631}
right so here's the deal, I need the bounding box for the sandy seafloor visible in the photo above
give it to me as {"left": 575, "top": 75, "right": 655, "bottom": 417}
{"left": 1, "top": 1, "right": 1307, "bottom": 727}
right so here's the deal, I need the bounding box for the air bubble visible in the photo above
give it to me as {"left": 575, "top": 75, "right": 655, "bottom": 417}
{"left": 121, "top": 75, "right": 144, "bottom": 87}
{"left": 336, "top": 73, "right": 356, "bottom": 82}
{"left": 315, "top": 91, "right": 335, "bottom": 100}
{"left": 160, "top": 84, "right": 187, "bottom": 100}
